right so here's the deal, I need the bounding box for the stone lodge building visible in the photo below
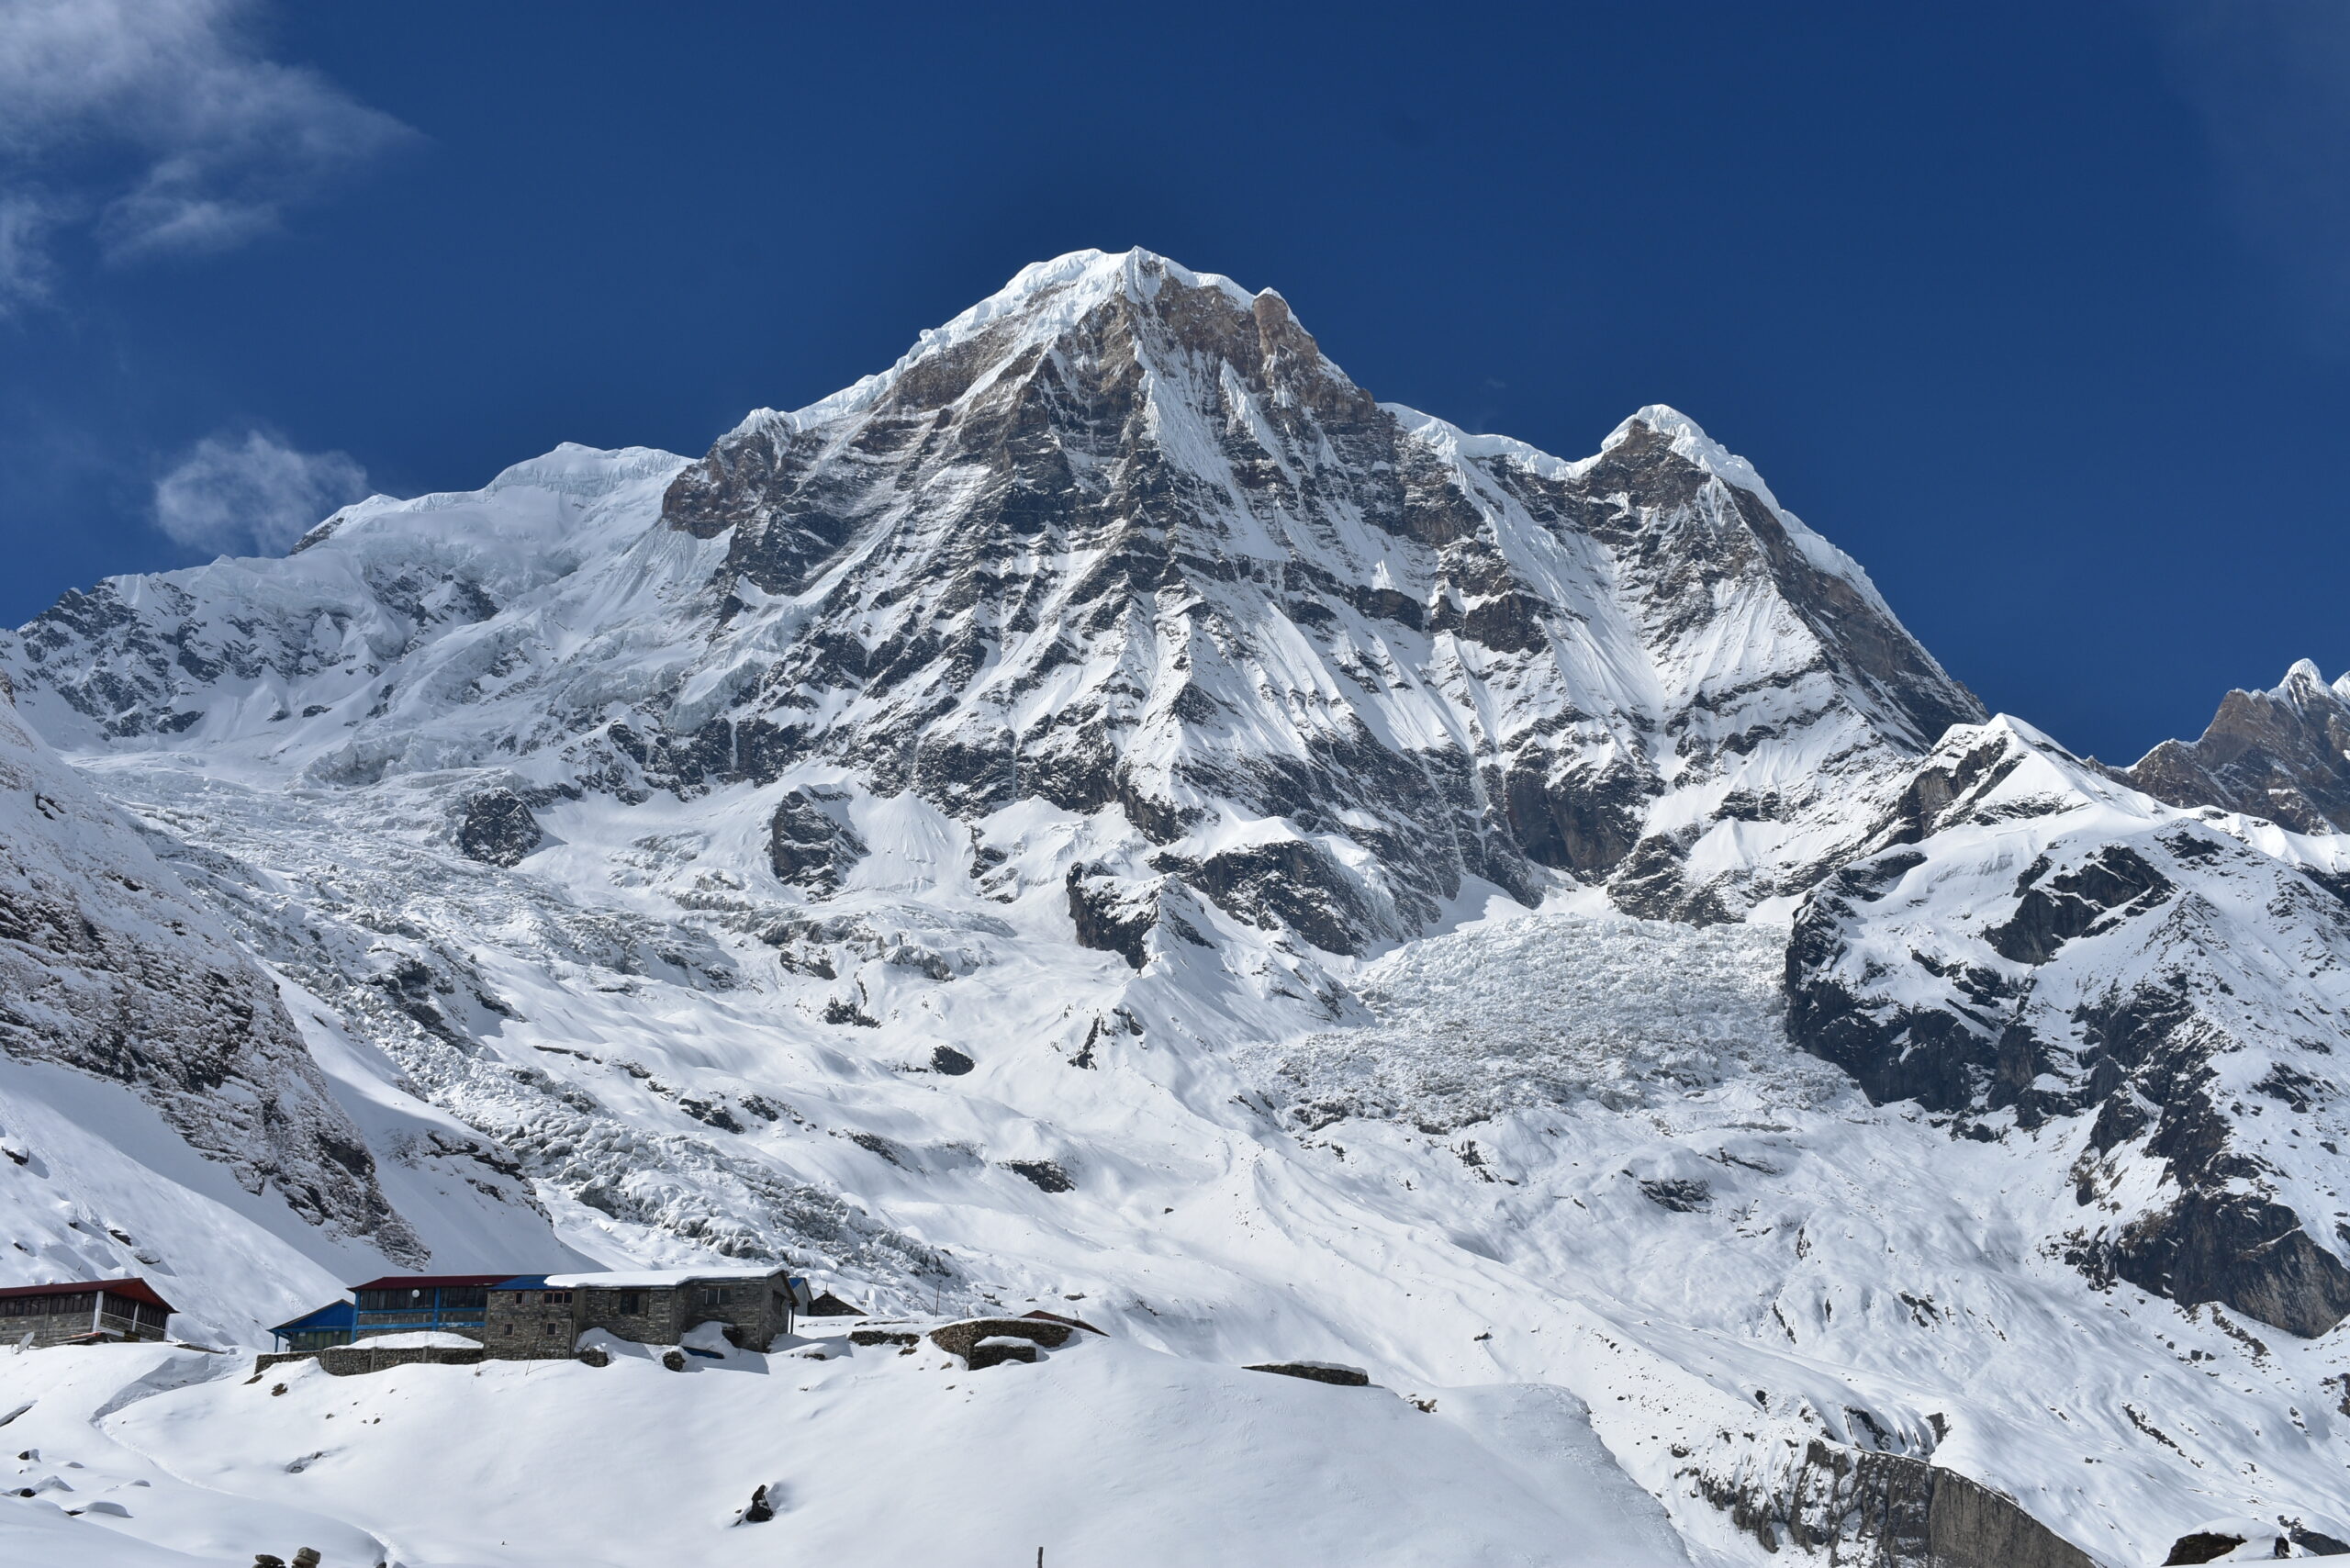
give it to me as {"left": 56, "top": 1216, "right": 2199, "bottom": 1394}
{"left": 487, "top": 1267, "right": 809, "bottom": 1354}
{"left": 0, "top": 1278, "right": 175, "bottom": 1347}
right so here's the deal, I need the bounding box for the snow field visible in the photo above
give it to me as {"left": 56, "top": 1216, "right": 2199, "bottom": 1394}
{"left": 0, "top": 1334, "right": 1692, "bottom": 1568}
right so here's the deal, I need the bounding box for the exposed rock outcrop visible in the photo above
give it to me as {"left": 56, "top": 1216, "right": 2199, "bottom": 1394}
{"left": 456, "top": 788, "right": 543, "bottom": 867}
{"left": 1246, "top": 1361, "right": 1371, "bottom": 1386}
{"left": 2125, "top": 660, "right": 2350, "bottom": 834}
{"left": 1788, "top": 720, "right": 2350, "bottom": 1337}
{"left": 1696, "top": 1438, "right": 2102, "bottom": 1568}
{"left": 767, "top": 787, "right": 866, "bottom": 894}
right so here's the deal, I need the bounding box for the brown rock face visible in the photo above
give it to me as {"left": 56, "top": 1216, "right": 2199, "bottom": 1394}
{"left": 2125, "top": 661, "right": 2350, "bottom": 833}
{"left": 1697, "top": 1437, "right": 2101, "bottom": 1568}
{"left": 1246, "top": 1361, "right": 1371, "bottom": 1386}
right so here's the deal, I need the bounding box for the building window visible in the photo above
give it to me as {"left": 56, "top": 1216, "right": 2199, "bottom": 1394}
{"left": 543, "top": 1322, "right": 559, "bottom": 1337}
{"left": 699, "top": 1286, "right": 733, "bottom": 1305}
{"left": 542, "top": 1292, "right": 571, "bottom": 1305}
{"left": 442, "top": 1286, "right": 487, "bottom": 1310}
{"left": 615, "top": 1292, "right": 642, "bottom": 1316}
{"left": 503, "top": 1324, "right": 515, "bottom": 1337}
{"left": 356, "top": 1288, "right": 424, "bottom": 1313}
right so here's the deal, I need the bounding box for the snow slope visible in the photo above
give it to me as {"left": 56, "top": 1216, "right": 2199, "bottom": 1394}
{"left": 0, "top": 680, "right": 574, "bottom": 1345}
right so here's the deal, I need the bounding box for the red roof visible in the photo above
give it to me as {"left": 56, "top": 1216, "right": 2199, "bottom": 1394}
{"left": 0, "top": 1277, "right": 176, "bottom": 1314}
{"left": 350, "top": 1274, "right": 510, "bottom": 1293}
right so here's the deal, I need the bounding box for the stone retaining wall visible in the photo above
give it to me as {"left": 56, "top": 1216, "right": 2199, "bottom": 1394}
{"left": 253, "top": 1344, "right": 576, "bottom": 1379}
{"left": 927, "top": 1318, "right": 1073, "bottom": 1361}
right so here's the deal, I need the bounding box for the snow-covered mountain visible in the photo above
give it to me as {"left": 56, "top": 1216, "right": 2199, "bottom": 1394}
{"left": 3, "top": 249, "right": 2346, "bottom": 1567}
{"left": 6, "top": 251, "right": 1981, "bottom": 945}
{"left": 1790, "top": 716, "right": 2350, "bottom": 1338}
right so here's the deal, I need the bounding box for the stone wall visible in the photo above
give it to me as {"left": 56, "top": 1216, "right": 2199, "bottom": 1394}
{"left": 319, "top": 1345, "right": 487, "bottom": 1376}
{"left": 486, "top": 1287, "right": 581, "bottom": 1354}
{"left": 577, "top": 1289, "right": 685, "bottom": 1345}
{"left": 482, "top": 1277, "right": 796, "bottom": 1358}
{"left": 928, "top": 1318, "right": 1074, "bottom": 1361}
{"left": 670, "top": 1280, "right": 791, "bottom": 1349}
{"left": 252, "top": 1345, "right": 494, "bottom": 1378}
{"left": 2, "top": 1295, "right": 169, "bottom": 1348}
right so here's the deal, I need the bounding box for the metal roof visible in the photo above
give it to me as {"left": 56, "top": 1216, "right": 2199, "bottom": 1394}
{"left": 271, "top": 1299, "right": 358, "bottom": 1334}
{"left": 0, "top": 1277, "right": 176, "bottom": 1313}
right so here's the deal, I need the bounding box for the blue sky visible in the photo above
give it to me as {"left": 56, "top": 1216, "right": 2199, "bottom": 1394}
{"left": 3, "top": 0, "right": 2344, "bottom": 762}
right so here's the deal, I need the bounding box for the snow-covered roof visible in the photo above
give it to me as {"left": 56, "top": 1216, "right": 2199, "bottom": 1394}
{"left": 535, "top": 1267, "right": 790, "bottom": 1290}
{"left": 349, "top": 1330, "right": 479, "bottom": 1350}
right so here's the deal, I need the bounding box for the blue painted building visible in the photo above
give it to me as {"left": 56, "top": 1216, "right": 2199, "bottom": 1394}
{"left": 350, "top": 1273, "right": 502, "bottom": 1338}
{"left": 270, "top": 1298, "right": 357, "bottom": 1352}
{"left": 270, "top": 1273, "right": 506, "bottom": 1351}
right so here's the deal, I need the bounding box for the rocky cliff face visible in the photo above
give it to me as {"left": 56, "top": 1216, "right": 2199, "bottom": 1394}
{"left": 646, "top": 252, "right": 1981, "bottom": 946}
{"left": 2125, "top": 659, "right": 2350, "bottom": 834}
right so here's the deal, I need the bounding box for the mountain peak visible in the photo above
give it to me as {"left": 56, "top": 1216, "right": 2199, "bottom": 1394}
{"left": 996, "top": 245, "right": 1256, "bottom": 305}
{"left": 10, "top": 247, "right": 1983, "bottom": 947}
{"left": 1602, "top": 403, "right": 1777, "bottom": 506}
{"left": 2277, "top": 656, "right": 2331, "bottom": 699}
{"left": 2125, "top": 656, "right": 2350, "bottom": 833}
{"left": 723, "top": 247, "right": 1325, "bottom": 444}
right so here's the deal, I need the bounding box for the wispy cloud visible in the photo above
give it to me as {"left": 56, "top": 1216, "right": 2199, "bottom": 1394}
{"left": 152, "top": 429, "right": 368, "bottom": 556}
{"left": 0, "top": 188, "right": 54, "bottom": 307}
{"left": 0, "top": 0, "right": 410, "bottom": 308}
{"left": 2161, "top": 1, "right": 2350, "bottom": 339}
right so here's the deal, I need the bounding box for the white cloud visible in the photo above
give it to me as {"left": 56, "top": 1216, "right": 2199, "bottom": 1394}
{"left": 152, "top": 430, "right": 368, "bottom": 556}
{"left": 0, "top": 0, "right": 408, "bottom": 297}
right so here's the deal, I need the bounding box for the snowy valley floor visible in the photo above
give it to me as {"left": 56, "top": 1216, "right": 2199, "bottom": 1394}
{"left": 3, "top": 1335, "right": 1689, "bottom": 1568}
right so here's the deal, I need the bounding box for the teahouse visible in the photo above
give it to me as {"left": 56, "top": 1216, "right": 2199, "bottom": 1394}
{"left": 487, "top": 1267, "right": 810, "bottom": 1354}
{"left": 270, "top": 1273, "right": 507, "bottom": 1352}
{"left": 0, "top": 1278, "right": 175, "bottom": 1347}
